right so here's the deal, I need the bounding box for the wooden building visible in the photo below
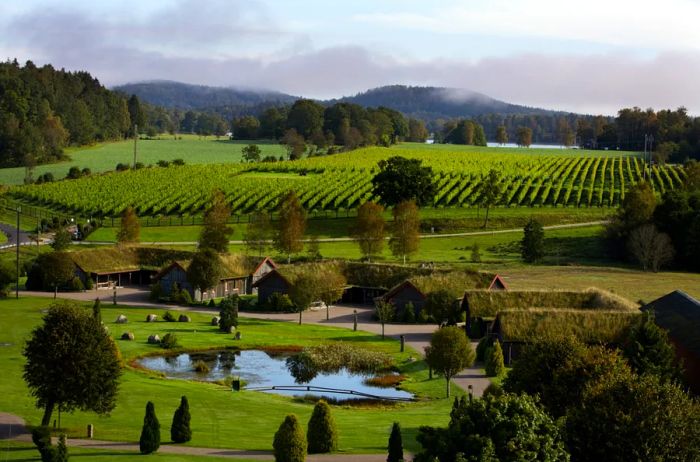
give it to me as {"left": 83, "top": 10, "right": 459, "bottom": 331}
{"left": 643, "top": 290, "right": 700, "bottom": 393}
{"left": 157, "top": 256, "right": 276, "bottom": 301}
{"left": 69, "top": 248, "right": 157, "bottom": 288}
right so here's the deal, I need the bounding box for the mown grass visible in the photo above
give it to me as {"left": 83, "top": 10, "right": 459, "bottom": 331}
{"left": 0, "top": 135, "right": 287, "bottom": 186}
{"left": 0, "top": 297, "right": 456, "bottom": 454}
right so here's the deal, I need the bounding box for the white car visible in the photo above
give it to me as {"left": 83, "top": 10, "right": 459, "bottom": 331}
{"left": 308, "top": 301, "right": 327, "bottom": 311}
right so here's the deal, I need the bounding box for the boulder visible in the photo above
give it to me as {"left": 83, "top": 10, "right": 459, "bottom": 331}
{"left": 120, "top": 332, "right": 135, "bottom": 341}
{"left": 115, "top": 315, "right": 128, "bottom": 324}
{"left": 178, "top": 314, "right": 191, "bottom": 323}
{"left": 211, "top": 316, "right": 220, "bottom": 326}
{"left": 147, "top": 334, "right": 161, "bottom": 344}
{"left": 227, "top": 325, "right": 236, "bottom": 334}
{"left": 146, "top": 314, "right": 158, "bottom": 323}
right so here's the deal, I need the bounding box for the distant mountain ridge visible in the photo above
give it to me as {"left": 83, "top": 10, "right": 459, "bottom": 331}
{"left": 114, "top": 81, "right": 564, "bottom": 120}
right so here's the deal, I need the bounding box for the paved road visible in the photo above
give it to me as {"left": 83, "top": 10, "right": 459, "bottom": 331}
{"left": 0, "top": 223, "right": 34, "bottom": 249}
{"left": 77, "top": 220, "right": 607, "bottom": 246}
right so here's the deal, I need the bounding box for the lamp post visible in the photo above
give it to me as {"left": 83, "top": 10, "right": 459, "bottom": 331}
{"left": 15, "top": 206, "right": 20, "bottom": 299}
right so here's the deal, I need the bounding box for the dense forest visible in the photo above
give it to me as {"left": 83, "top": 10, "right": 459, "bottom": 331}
{"left": 0, "top": 60, "right": 132, "bottom": 170}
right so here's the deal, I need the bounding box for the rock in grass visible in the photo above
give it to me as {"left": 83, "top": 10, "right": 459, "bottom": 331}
{"left": 147, "top": 334, "right": 161, "bottom": 344}
{"left": 116, "top": 315, "right": 128, "bottom": 324}
{"left": 121, "top": 332, "right": 135, "bottom": 341}
{"left": 178, "top": 314, "right": 191, "bottom": 323}
{"left": 211, "top": 316, "right": 220, "bottom": 326}
{"left": 146, "top": 314, "right": 158, "bottom": 322}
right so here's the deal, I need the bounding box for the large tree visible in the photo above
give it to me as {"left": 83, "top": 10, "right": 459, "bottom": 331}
{"left": 371, "top": 156, "right": 436, "bottom": 206}
{"left": 351, "top": 201, "right": 386, "bottom": 262}
{"left": 244, "top": 211, "right": 272, "bottom": 257}
{"left": 286, "top": 99, "right": 324, "bottom": 139}
{"left": 23, "top": 300, "right": 122, "bottom": 426}
{"left": 199, "top": 189, "right": 232, "bottom": 253}
{"left": 274, "top": 191, "right": 307, "bottom": 263}
{"left": 389, "top": 200, "right": 420, "bottom": 264}
{"left": 415, "top": 393, "right": 570, "bottom": 462}
{"left": 424, "top": 326, "right": 475, "bottom": 397}
{"left": 480, "top": 169, "right": 501, "bottom": 228}
{"left": 496, "top": 124, "right": 509, "bottom": 145}
{"left": 622, "top": 312, "right": 682, "bottom": 382}
{"left": 186, "top": 248, "right": 223, "bottom": 301}
{"left": 521, "top": 218, "right": 545, "bottom": 263}
{"left": 627, "top": 224, "right": 675, "bottom": 272}
{"left": 25, "top": 252, "right": 75, "bottom": 297}
{"left": 116, "top": 206, "right": 140, "bottom": 244}
{"left": 516, "top": 127, "right": 533, "bottom": 147}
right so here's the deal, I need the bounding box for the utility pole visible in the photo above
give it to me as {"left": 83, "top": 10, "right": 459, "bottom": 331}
{"left": 133, "top": 124, "right": 138, "bottom": 168}
{"left": 16, "top": 206, "right": 20, "bottom": 299}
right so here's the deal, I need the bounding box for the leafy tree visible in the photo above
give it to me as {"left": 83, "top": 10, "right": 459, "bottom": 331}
{"left": 307, "top": 400, "right": 338, "bottom": 454}
{"left": 281, "top": 129, "right": 306, "bottom": 160}
{"left": 51, "top": 228, "right": 72, "bottom": 251}
{"left": 566, "top": 373, "right": 700, "bottom": 462}
{"left": 503, "top": 337, "right": 631, "bottom": 418}
{"left": 607, "top": 181, "right": 656, "bottom": 248}
{"left": 415, "top": 393, "right": 569, "bottom": 462}
{"left": 170, "top": 396, "right": 192, "bottom": 443}
{"left": 274, "top": 191, "right": 307, "bottom": 263}
{"left": 0, "top": 260, "right": 16, "bottom": 297}
{"left": 351, "top": 201, "right": 386, "bottom": 262}
{"left": 375, "top": 301, "right": 394, "bottom": 339}
{"left": 521, "top": 218, "right": 545, "bottom": 263}
{"left": 470, "top": 243, "right": 481, "bottom": 263}
{"left": 244, "top": 211, "right": 272, "bottom": 257}
{"left": 425, "top": 326, "right": 475, "bottom": 397}
{"left": 407, "top": 118, "right": 429, "bottom": 142}
{"left": 316, "top": 271, "right": 346, "bottom": 321}
{"left": 480, "top": 169, "right": 501, "bottom": 228}
{"left": 139, "top": 401, "right": 161, "bottom": 454}
{"left": 623, "top": 312, "right": 682, "bottom": 382}
{"left": 424, "top": 290, "right": 460, "bottom": 326}
{"left": 288, "top": 273, "right": 316, "bottom": 325}
{"left": 627, "top": 224, "right": 675, "bottom": 271}
{"left": 287, "top": 99, "right": 324, "bottom": 139}
{"left": 496, "top": 125, "right": 508, "bottom": 145}
{"left": 199, "top": 189, "right": 232, "bottom": 253}
{"left": 389, "top": 200, "right": 420, "bottom": 264}
{"left": 233, "top": 116, "right": 261, "bottom": 139}
{"left": 306, "top": 235, "right": 322, "bottom": 261}
{"left": 242, "top": 144, "right": 262, "bottom": 162}
{"left": 186, "top": 248, "right": 222, "bottom": 301}
{"left": 116, "top": 206, "right": 140, "bottom": 244}
{"left": 218, "top": 295, "right": 239, "bottom": 332}
{"left": 273, "top": 414, "right": 307, "bottom": 462}
{"left": 23, "top": 300, "right": 121, "bottom": 426}
{"left": 25, "top": 252, "right": 75, "bottom": 297}
{"left": 484, "top": 340, "right": 505, "bottom": 377}
{"left": 516, "top": 127, "right": 533, "bottom": 147}
{"left": 371, "top": 156, "right": 436, "bottom": 206}
{"left": 387, "top": 422, "right": 404, "bottom": 462}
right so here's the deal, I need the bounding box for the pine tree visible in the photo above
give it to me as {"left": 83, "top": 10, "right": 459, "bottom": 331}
{"left": 485, "top": 340, "right": 506, "bottom": 378}
{"left": 139, "top": 401, "right": 161, "bottom": 454}
{"left": 170, "top": 396, "right": 192, "bottom": 443}
{"left": 55, "top": 434, "right": 68, "bottom": 462}
{"left": 273, "top": 414, "right": 307, "bottom": 462}
{"left": 307, "top": 400, "right": 338, "bottom": 454}
{"left": 387, "top": 422, "right": 404, "bottom": 462}
{"left": 623, "top": 312, "right": 681, "bottom": 381}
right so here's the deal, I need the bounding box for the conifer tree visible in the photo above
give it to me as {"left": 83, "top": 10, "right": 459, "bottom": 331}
{"left": 170, "top": 396, "right": 192, "bottom": 443}
{"left": 273, "top": 414, "right": 307, "bottom": 462}
{"left": 387, "top": 422, "right": 404, "bottom": 462}
{"left": 485, "top": 340, "right": 506, "bottom": 378}
{"left": 139, "top": 401, "right": 160, "bottom": 454}
{"left": 307, "top": 400, "right": 338, "bottom": 454}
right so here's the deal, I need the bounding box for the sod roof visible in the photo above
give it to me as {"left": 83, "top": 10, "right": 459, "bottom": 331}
{"left": 643, "top": 290, "right": 700, "bottom": 356}
{"left": 164, "top": 255, "right": 275, "bottom": 279}
{"left": 68, "top": 246, "right": 192, "bottom": 274}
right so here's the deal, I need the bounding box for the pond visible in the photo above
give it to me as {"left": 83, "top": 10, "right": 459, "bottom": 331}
{"left": 137, "top": 349, "right": 413, "bottom": 402}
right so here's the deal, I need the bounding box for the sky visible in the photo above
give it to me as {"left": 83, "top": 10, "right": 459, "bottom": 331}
{"left": 1, "top": 0, "right": 699, "bottom": 114}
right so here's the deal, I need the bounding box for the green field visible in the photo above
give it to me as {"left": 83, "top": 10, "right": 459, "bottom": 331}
{"left": 6, "top": 143, "right": 674, "bottom": 219}
{"left": 0, "top": 298, "right": 455, "bottom": 455}
{"left": 0, "top": 135, "right": 287, "bottom": 186}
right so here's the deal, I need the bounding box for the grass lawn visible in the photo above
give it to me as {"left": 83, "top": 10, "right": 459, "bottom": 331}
{"left": 0, "top": 440, "right": 269, "bottom": 461}
{"left": 0, "top": 298, "right": 456, "bottom": 454}
{"left": 0, "top": 136, "right": 287, "bottom": 185}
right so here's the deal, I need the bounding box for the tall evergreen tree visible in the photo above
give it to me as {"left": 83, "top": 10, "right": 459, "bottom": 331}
{"left": 387, "top": 422, "right": 404, "bottom": 462}
{"left": 623, "top": 312, "right": 682, "bottom": 382}
{"left": 273, "top": 414, "right": 307, "bottom": 462}
{"left": 139, "top": 401, "right": 161, "bottom": 454}
{"left": 521, "top": 218, "right": 545, "bottom": 263}
{"left": 170, "top": 396, "right": 192, "bottom": 443}
{"left": 306, "top": 400, "right": 338, "bottom": 454}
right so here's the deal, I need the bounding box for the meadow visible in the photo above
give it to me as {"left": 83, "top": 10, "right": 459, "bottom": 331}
{"left": 0, "top": 297, "right": 456, "bottom": 456}
{"left": 6, "top": 142, "right": 674, "bottom": 220}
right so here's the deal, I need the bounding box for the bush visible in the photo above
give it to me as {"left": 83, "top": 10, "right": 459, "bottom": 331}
{"left": 157, "top": 160, "right": 171, "bottom": 168}
{"left": 273, "top": 414, "right": 307, "bottom": 462}
{"left": 134, "top": 162, "right": 145, "bottom": 169}
{"left": 162, "top": 311, "right": 175, "bottom": 322}
{"left": 193, "top": 360, "right": 209, "bottom": 373}
{"left": 417, "top": 307, "right": 430, "bottom": 323}
{"left": 485, "top": 340, "right": 506, "bottom": 377}
{"left": 67, "top": 276, "right": 84, "bottom": 292}
{"left": 238, "top": 296, "right": 256, "bottom": 311}
{"left": 173, "top": 288, "right": 192, "bottom": 305}
{"left": 84, "top": 277, "right": 94, "bottom": 290}
{"left": 160, "top": 333, "right": 179, "bottom": 349}
{"left": 172, "top": 158, "right": 185, "bottom": 166}
{"left": 139, "top": 401, "right": 160, "bottom": 454}
{"left": 219, "top": 295, "right": 239, "bottom": 332}
{"left": 116, "top": 163, "right": 130, "bottom": 171}
{"left": 55, "top": 434, "right": 68, "bottom": 462}
{"left": 476, "top": 336, "right": 495, "bottom": 362}
{"left": 307, "top": 400, "right": 338, "bottom": 454}
{"left": 266, "top": 292, "right": 295, "bottom": 312}
{"left": 207, "top": 299, "right": 216, "bottom": 307}
{"left": 403, "top": 302, "right": 416, "bottom": 323}
{"left": 387, "top": 422, "right": 404, "bottom": 462}
{"left": 149, "top": 283, "right": 163, "bottom": 302}
{"left": 170, "top": 396, "right": 192, "bottom": 443}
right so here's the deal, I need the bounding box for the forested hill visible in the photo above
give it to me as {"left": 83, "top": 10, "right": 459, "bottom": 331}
{"left": 337, "top": 85, "right": 557, "bottom": 120}
{"left": 0, "top": 60, "right": 135, "bottom": 168}
{"left": 114, "top": 81, "right": 298, "bottom": 110}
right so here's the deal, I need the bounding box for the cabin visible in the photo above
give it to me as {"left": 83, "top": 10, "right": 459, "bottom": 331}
{"left": 643, "top": 290, "right": 700, "bottom": 393}
{"left": 488, "top": 274, "right": 508, "bottom": 291}
{"left": 382, "top": 280, "right": 427, "bottom": 315}
{"left": 252, "top": 269, "right": 293, "bottom": 304}
{"left": 156, "top": 255, "right": 276, "bottom": 301}
{"left": 341, "top": 286, "right": 388, "bottom": 305}
{"left": 69, "top": 248, "right": 159, "bottom": 288}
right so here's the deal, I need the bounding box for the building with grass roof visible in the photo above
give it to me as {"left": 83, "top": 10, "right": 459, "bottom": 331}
{"left": 643, "top": 290, "right": 700, "bottom": 393}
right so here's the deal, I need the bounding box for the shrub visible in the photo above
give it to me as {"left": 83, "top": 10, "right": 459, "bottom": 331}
{"left": 485, "top": 340, "right": 506, "bottom": 377}
{"left": 273, "top": 414, "right": 307, "bottom": 462}
{"left": 266, "top": 292, "right": 295, "bottom": 312}
{"left": 403, "top": 302, "right": 416, "bottom": 323}
{"left": 55, "top": 434, "right": 68, "bottom": 462}
{"left": 84, "top": 277, "right": 94, "bottom": 290}
{"left": 116, "top": 163, "right": 130, "bottom": 171}
{"left": 134, "top": 162, "right": 145, "bottom": 169}
{"left": 387, "top": 422, "right": 404, "bottom": 462}
{"left": 193, "top": 360, "right": 209, "bottom": 373}
{"left": 162, "top": 311, "right": 175, "bottom": 322}
{"left": 139, "top": 401, "right": 160, "bottom": 454}
{"left": 476, "top": 336, "right": 495, "bottom": 362}
{"left": 173, "top": 288, "right": 192, "bottom": 305}
{"left": 207, "top": 299, "right": 215, "bottom": 307}
{"left": 149, "top": 283, "right": 163, "bottom": 302}
{"left": 157, "top": 160, "right": 171, "bottom": 167}
{"left": 170, "top": 396, "right": 192, "bottom": 443}
{"left": 417, "top": 307, "right": 430, "bottom": 323}
{"left": 68, "top": 276, "right": 84, "bottom": 292}
{"left": 307, "top": 400, "right": 338, "bottom": 454}
{"left": 172, "top": 158, "right": 185, "bottom": 166}
{"left": 160, "top": 333, "right": 179, "bottom": 349}
{"left": 219, "top": 295, "right": 239, "bottom": 332}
